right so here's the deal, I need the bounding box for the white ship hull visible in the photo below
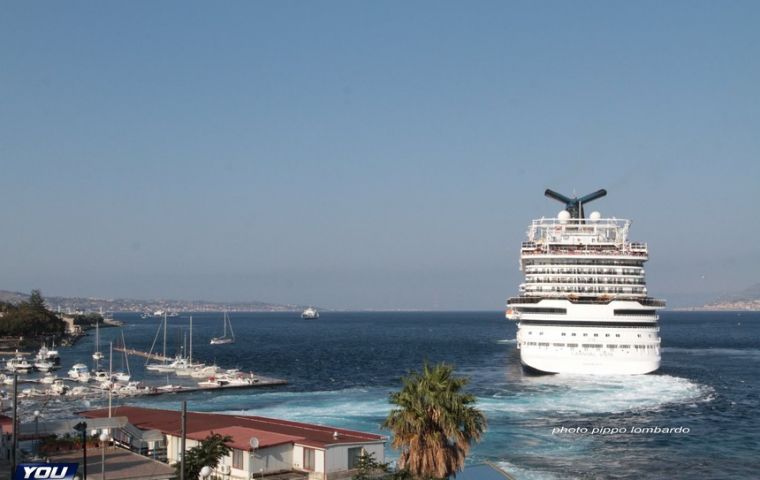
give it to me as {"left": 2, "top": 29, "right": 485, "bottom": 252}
{"left": 512, "top": 299, "right": 662, "bottom": 375}
{"left": 520, "top": 345, "right": 660, "bottom": 374}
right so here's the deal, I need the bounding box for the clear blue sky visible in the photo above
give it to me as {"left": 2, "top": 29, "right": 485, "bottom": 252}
{"left": 1, "top": 1, "right": 759, "bottom": 309}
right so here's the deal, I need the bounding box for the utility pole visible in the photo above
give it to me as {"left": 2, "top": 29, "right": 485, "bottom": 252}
{"left": 74, "top": 421, "right": 88, "bottom": 479}
{"left": 180, "top": 401, "right": 187, "bottom": 480}
{"left": 11, "top": 373, "right": 18, "bottom": 475}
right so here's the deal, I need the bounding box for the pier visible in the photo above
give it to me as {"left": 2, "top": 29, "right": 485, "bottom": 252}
{"left": 142, "top": 375, "right": 288, "bottom": 396}
{"left": 114, "top": 346, "right": 171, "bottom": 362}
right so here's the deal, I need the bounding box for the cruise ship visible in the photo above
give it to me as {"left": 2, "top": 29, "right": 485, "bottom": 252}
{"left": 506, "top": 189, "right": 665, "bottom": 374}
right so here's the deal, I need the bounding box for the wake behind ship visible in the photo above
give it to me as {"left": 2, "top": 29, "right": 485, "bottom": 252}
{"left": 506, "top": 189, "right": 665, "bottom": 374}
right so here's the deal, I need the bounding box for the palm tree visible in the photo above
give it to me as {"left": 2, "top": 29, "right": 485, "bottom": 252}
{"left": 176, "top": 432, "right": 232, "bottom": 479}
{"left": 383, "top": 362, "right": 486, "bottom": 479}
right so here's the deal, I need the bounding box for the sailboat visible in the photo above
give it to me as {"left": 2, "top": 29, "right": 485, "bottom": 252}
{"left": 113, "top": 330, "right": 131, "bottom": 382}
{"left": 174, "top": 316, "right": 206, "bottom": 375}
{"left": 210, "top": 311, "right": 235, "bottom": 345}
{"left": 145, "top": 313, "right": 174, "bottom": 372}
{"left": 92, "top": 319, "right": 104, "bottom": 361}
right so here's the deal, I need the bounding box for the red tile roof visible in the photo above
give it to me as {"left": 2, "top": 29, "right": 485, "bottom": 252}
{"left": 187, "top": 426, "right": 301, "bottom": 450}
{"left": 81, "top": 406, "right": 384, "bottom": 450}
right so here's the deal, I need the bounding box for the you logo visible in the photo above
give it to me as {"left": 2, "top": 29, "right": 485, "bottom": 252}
{"left": 14, "top": 463, "right": 78, "bottom": 480}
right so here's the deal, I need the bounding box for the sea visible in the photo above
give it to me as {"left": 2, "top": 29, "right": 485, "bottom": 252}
{"left": 19, "top": 311, "right": 760, "bottom": 479}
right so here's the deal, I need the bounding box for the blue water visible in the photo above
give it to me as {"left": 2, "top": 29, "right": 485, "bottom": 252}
{"left": 46, "top": 311, "right": 760, "bottom": 479}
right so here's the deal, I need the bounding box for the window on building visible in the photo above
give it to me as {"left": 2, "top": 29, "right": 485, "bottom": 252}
{"left": 348, "top": 447, "right": 364, "bottom": 469}
{"left": 232, "top": 449, "right": 243, "bottom": 470}
{"left": 304, "top": 447, "right": 316, "bottom": 471}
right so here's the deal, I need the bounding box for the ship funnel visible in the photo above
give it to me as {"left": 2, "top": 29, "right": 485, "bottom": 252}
{"left": 544, "top": 188, "right": 607, "bottom": 219}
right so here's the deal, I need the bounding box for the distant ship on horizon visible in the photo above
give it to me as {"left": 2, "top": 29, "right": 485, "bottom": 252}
{"left": 301, "top": 307, "right": 319, "bottom": 319}
{"left": 506, "top": 189, "right": 665, "bottom": 374}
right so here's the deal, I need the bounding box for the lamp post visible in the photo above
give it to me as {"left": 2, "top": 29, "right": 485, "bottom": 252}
{"left": 99, "top": 431, "right": 110, "bottom": 480}
{"left": 33, "top": 410, "right": 40, "bottom": 455}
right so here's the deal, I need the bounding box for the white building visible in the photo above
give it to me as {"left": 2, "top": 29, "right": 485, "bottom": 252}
{"left": 82, "top": 406, "right": 386, "bottom": 480}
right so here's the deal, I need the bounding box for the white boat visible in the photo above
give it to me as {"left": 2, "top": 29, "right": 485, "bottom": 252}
{"left": 116, "top": 381, "right": 148, "bottom": 396}
{"left": 39, "top": 373, "right": 58, "bottom": 384}
{"left": 145, "top": 313, "right": 172, "bottom": 372}
{"left": 68, "top": 363, "right": 91, "bottom": 382}
{"left": 505, "top": 189, "right": 665, "bottom": 375}
{"left": 50, "top": 379, "right": 68, "bottom": 395}
{"left": 112, "top": 331, "right": 131, "bottom": 383}
{"left": 34, "top": 360, "right": 54, "bottom": 372}
{"left": 210, "top": 311, "right": 235, "bottom": 345}
{"left": 225, "top": 372, "right": 259, "bottom": 386}
{"left": 92, "top": 320, "right": 104, "bottom": 361}
{"left": 67, "top": 386, "right": 89, "bottom": 396}
{"left": 190, "top": 365, "right": 221, "bottom": 378}
{"left": 6, "top": 353, "right": 33, "bottom": 373}
{"left": 301, "top": 307, "right": 319, "bottom": 319}
{"left": 197, "top": 376, "right": 228, "bottom": 388}
{"left": 36, "top": 343, "right": 60, "bottom": 364}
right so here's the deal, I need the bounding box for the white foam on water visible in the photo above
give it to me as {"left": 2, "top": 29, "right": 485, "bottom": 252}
{"left": 497, "top": 338, "right": 517, "bottom": 344}
{"left": 214, "top": 388, "right": 392, "bottom": 425}
{"left": 480, "top": 374, "right": 712, "bottom": 415}
{"left": 496, "top": 461, "right": 563, "bottom": 480}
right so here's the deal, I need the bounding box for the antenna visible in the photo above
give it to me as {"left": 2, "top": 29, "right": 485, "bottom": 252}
{"left": 544, "top": 188, "right": 607, "bottom": 219}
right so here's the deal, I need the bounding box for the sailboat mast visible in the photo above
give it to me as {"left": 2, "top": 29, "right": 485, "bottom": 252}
{"left": 163, "top": 312, "right": 167, "bottom": 364}
{"left": 189, "top": 316, "right": 193, "bottom": 365}
{"left": 122, "top": 331, "right": 131, "bottom": 376}
{"left": 109, "top": 341, "right": 113, "bottom": 376}
{"left": 223, "top": 311, "right": 227, "bottom": 337}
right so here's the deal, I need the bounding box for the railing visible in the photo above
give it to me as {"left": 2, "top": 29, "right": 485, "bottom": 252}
{"left": 521, "top": 247, "right": 648, "bottom": 257}
{"left": 507, "top": 296, "right": 666, "bottom": 307}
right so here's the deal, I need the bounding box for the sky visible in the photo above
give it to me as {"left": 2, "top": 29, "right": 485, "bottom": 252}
{"left": 1, "top": 1, "right": 759, "bottom": 309}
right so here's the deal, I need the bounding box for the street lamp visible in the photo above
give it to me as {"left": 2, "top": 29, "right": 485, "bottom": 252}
{"left": 200, "top": 465, "right": 212, "bottom": 479}
{"left": 33, "top": 410, "right": 40, "bottom": 435}
{"left": 249, "top": 437, "right": 260, "bottom": 480}
{"left": 99, "top": 431, "right": 110, "bottom": 480}
{"left": 33, "top": 411, "right": 41, "bottom": 456}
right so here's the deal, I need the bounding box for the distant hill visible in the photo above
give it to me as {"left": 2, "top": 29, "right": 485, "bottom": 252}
{"left": 0, "top": 289, "right": 29, "bottom": 304}
{"left": 0, "top": 289, "right": 306, "bottom": 313}
{"left": 700, "top": 283, "right": 760, "bottom": 311}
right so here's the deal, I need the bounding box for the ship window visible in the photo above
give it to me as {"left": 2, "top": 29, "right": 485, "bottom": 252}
{"left": 571, "top": 333, "right": 576, "bottom": 336}
{"left": 583, "top": 333, "right": 588, "bottom": 337}
{"left": 593, "top": 333, "right": 598, "bottom": 337}
{"left": 561, "top": 333, "right": 566, "bottom": 336}
{"left": 615, "top": 334, "right": 620, "bottom": 337}
{"left": 605, "top": 334, "right": 610, "bottom": 337}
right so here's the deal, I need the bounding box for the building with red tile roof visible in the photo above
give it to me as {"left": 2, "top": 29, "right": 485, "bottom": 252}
{"left": 80, "top": 406, "right": 385, "bottom": 480}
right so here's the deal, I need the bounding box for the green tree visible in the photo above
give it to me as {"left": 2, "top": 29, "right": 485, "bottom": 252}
{"left": 352, "top": 451, "right": 391, "bottom": 480}
{"left": 0, "top": 290, "right": 65, "bottom": 339}
{"left": 383, "top": 362, "right": 486, "bottom": 479}
{"left": 29, "top": 289, "right": 47, "bottom": 312}
{"left": 176, "top": 432, "right": 232, "bottom": 480}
